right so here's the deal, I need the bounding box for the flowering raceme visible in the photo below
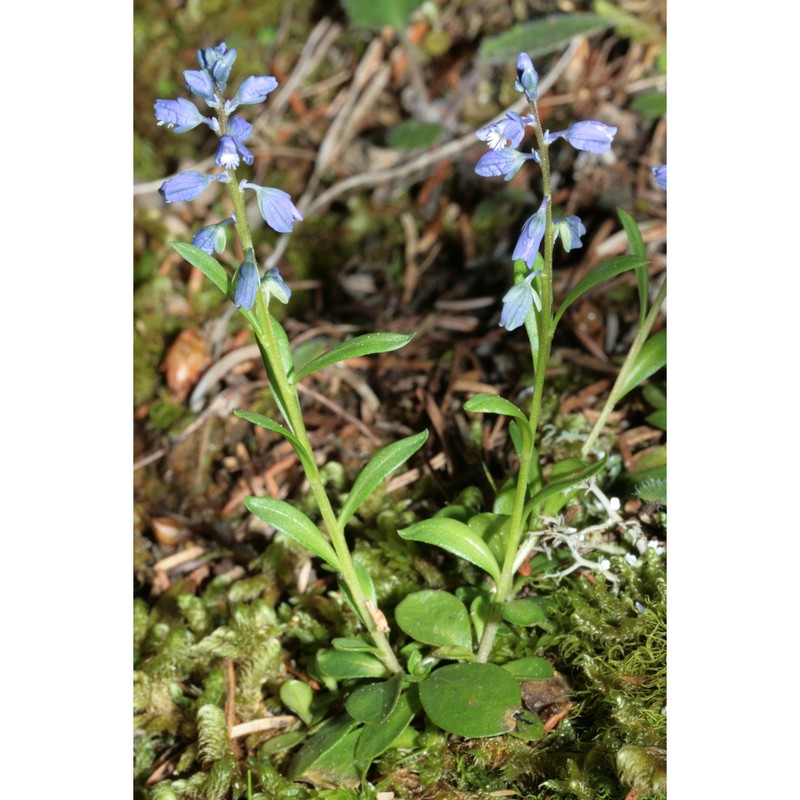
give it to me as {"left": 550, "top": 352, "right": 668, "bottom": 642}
{"left": 155, "top": 41, "right": 301, "bottom": 304}
{"left": 474, "top": 51, "right": 618, "bottom": 330}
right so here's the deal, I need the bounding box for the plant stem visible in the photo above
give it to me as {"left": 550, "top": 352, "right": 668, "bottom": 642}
{"left": 222, "top": 175, "right": 402, "bottom": 674}
{"left": 581, "top": 276, "right": 666, "bottom": 458}
{"left": 476, "top": 106, "right": 555, "bottom": 663}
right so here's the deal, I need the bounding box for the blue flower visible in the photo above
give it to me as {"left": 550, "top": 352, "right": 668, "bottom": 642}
{"left": 475, "top": 148, "right": 538, "bottom": 181}
{"left": 548, "top": 121, "right": 618, "bottom": 154}
{"left": 183, "top": 69, "right": 218, "bottom": 107}
{"left": 215, "top": 135, "right": 240, "bottom": 169}
{"left": 225, "top": 75, "right": 279, "bottom": 114}
{"left": 191, "top": 218, "right": 234, "bottom": 254}
{"left": 553, "top": 215, "right": 586, "bottom": 253}
{"left": 158, "top": 171, "right": 228, "bottom": 203}
{"left": 198, "top": 42, "right": 237, "bottom": 90}
{"left": 500, "top": 270, "right": 543, "bottom": 331}
{"left": 652, "top": 164, "right": 666, "bottom": 190}
{"left": 234, "top": 250, "right": 260, "bottom": 310}
{"left": 154, "top": 98, "right": 213, "bottom": 133}
{"left": 262, "top": 267, "right": 292, "bottom": 305}
{"left": 226, "top": 115, "right": 254, "bottom": 165}
{"left": 515, "top": 53, "right": 539, "bottom": 101}
{"left": 240, "top": 182, "right": 303, "bottom": 233}
{"left": 476, "top": 112, "right": 532, "bottom": 151}
{"left": 512, "top": 198, "right": 549, "bottom": 268}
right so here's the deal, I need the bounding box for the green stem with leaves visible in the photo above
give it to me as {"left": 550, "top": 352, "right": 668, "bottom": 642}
{"left": 222, "top": 165, "right": 402, "bottom": 675}
{"left": 476, "top": 105, "right": 555, "bottom": 663}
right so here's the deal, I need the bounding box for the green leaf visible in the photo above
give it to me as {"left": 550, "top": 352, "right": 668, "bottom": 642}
{"left": 553, "top": 255, "right": 649, "bottom": 329}
{"left": 419, "top": 663, "right": 521, "bottom": 738}
{"left": 464, "top": 393, "right": 531, "bottom": 431}
{"left": 630, "top": 91, "right": 667, "bottom": 119}
{"left": 387, "top": 121, "right": 442, "bottom": 150}
{"left": 355, "top": 689, "right": 419, "bottom": 763}
{"left": 287, "top": 714, "right": 361, "bottom": 782}
{"left": 398, "top": 518, "right": 502, "bottom": 584}
{"left": 341, "top": 0, "right": 423, "bottom": 29}
{"left": 541, "top": 457, "right": 593, "bottom": 517}
{"left": 293, "top": 332, "right": 413, "bottom": 383}
{"left": 259, "top": 730, "right": 307, "bottom": 755}
{"left": 270, "top": 317, "right": 294, "bottom": 376}
{"left": 501, "top": 598, "right": 546, "bottom": 627}
{"left": 617, "top": 329, "right": 666, "bottom": 400}
{"left": 511, "top": 709, "right": 545, "bottom": 741}
{"left": 524, "top": 455, "right": 608, "bottom": 518}
{"left": 479, "top": 14, "right": 610, "bottom": 62}
{"left": 645, "top": 408, "right": 667, "bottom": 430}
{"left": 501, "top": 656, "right": 554, "bottom": 681}
{"left": 172, "top": 242, "right": 230, "bottom": 297}
{"left": 280, "top": 680, "right": 314, "bottom": 726}
{"left": 593, "top": 0, "right": 663, "bottom": 44}
{"left": 338, "top": 430, "right": 428, "bottom": 528}
{"left": 395, "top": 590, "right": 473, "bottom": 649}
{"left": 617, "top": 209, "right": 649, "bottom": 328}
{"left": 345, "top": 673, "right": 403, "bottom": 724}
{"left": 316, "top": 650, "right": 389, "bottom": 680}
{"left": 234, "top": 409, "right": 316, "bottom": 475}
{"left": 244, "top": 497, "right": 341, "bottom": 571}
{"left": 332, "top": 637, "right": 379, "bottom": 654}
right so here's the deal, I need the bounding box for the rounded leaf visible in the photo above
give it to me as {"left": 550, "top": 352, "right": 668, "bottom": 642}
{"left": 345, "top": 673, "right": 403, "bottom": 724}
{"left": 501, "top": 657, "right": 554, "bottom": 681}
{"left": 501, "top": 598, "right": 546, "bottom": 626}
{"left": 419, "top": 663, "right": 521, "bottom": 738}
{"left": 395, "top": 590, "right": 472, "bottom": 649}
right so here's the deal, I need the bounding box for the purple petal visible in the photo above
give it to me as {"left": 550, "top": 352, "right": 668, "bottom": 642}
{"left": 183, "top": 70, "right": 218, "bottom": 107}
{"left": 553, "top": 215, "right": 586, "bottom": 253}
{"left": 158, "top": 171, "right": 226, "bottom": 203}
{"left": 475, "top": 148, "right": 529, "bottom": 181}
{"left": 226, "top": 75, "right": 278, "bottom": 113}
{"left": 154, "top": 98, "right": 211, "bottom": 133}
{"left": 234, "top": 252, "right": 259, "bottom": 310}
{"left": 512, "top": 198, "right": 548, "bottom": 268}
{"left": 242, "top": 183, "right": 303, "bottom": 233}
{"left": 215, "top": 136, "right": 240, "bottom": 169}
{"left": 652, "top": 164, "right": 666, "bottom": 190}
{"left": 563, "top": 121, "right": 617, "bottom": 154}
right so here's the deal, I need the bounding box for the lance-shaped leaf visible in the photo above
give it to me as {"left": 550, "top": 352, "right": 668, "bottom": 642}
{"left": 552, "top": 255, "right": 650, "bottom": 329}
{"left": 172, "top": 242, "right": 230, "bottom": 297}
{"left": 354, "top": 689, "right": 419, "bottom": 763}
{"left": 464, "top": 394, "right": 533, "bottom": 444}
{"left": 398, "top": 518, "right": 502, "bottom": 584}
{"left": 292, "top": 332, "right": 413, "bottom": 384}
{"left": 523, "top": 454, "right": 608, "bottom": 518}
{"left": 617, "top": 329, "right": 666, "bottom": 399}
{"left": 338, "top": 430, "right": 428, "bottom": 528}
{"left": 244, "top": 497, "right": 341, "bottom": 571}
{"left": 172, "top": 241, "right": 261, "bottom": 332}
{"left": 617, "top": 209, "right": 649, "bottom": 327}
{"left": 234, "top": 409, "right": 316, "bottom": 475}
